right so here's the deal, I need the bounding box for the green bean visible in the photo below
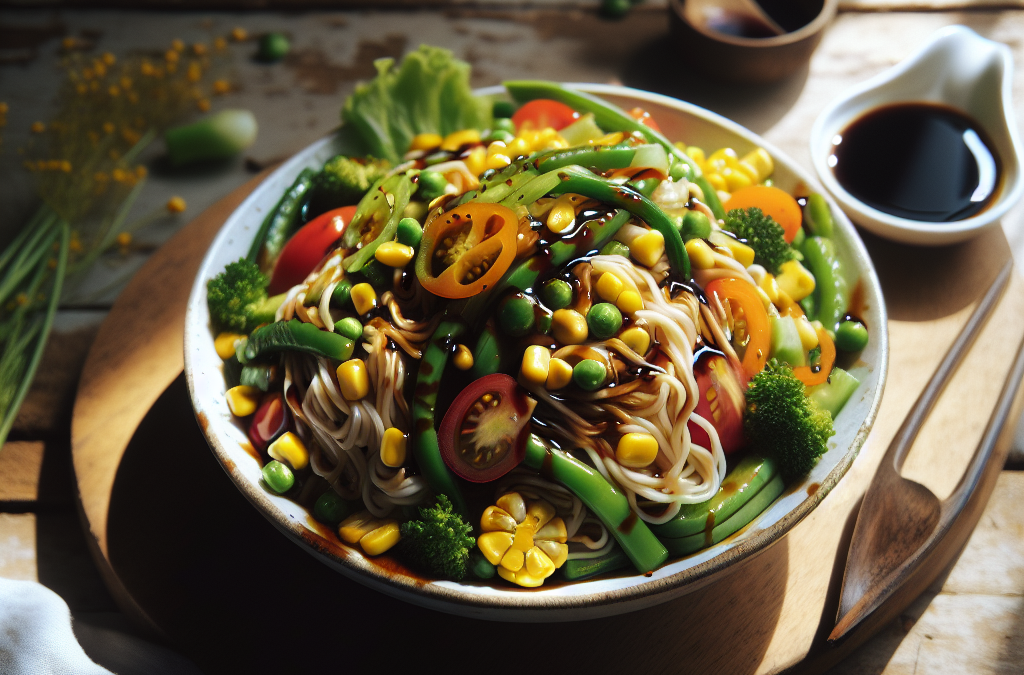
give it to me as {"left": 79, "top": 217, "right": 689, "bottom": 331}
{"left": 600, "top": 240, "right": 630, "bottom": 257}
{"left": 248, "top": 168, "right": 316, "bottom": 267}
{"left": 242, "top": 319, "right": 354, "bottom": 364}
{"left": 803, "top": 193, "right": 834, "bottom": 238}
{"left": 522, "top": 435, "right": 668, "bottom": 573}
{"left": 335, "top": 317, "right": 364, "bottom": 341}
{"left": 471, "top": 322, "right": 502, "bottom": 378}
{"left": 411, "top": 321, "right": 469, "bottom": 516}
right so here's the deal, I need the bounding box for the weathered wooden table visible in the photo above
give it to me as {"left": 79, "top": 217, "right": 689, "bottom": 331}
{"left": 1, "top": 3, "right": 1022, "bottom": 673}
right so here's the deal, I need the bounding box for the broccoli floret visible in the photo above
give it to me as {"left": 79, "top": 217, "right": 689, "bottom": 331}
{"left": 399, "top": 495, "right": 475, "bottom": 581}
{"left": 744, "top": 359, "right": 835, "bottom": 478}
{"left": 724, "top": 207, "right": 795, "bottom": 275}
{"left": 308, "top": 154, "right": 391, "bottom": 215}
{"left": 206, "top": 259, "right": 282, "bottom": 333}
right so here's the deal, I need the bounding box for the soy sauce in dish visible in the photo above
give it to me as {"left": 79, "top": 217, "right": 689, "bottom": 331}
{"left": 830, "top": 103, "right": 1000, "bottom": 222}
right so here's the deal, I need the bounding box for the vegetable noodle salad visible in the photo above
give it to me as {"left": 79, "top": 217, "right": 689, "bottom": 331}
{"left": 207, "top": 46, "right": 867, "bottom": 587}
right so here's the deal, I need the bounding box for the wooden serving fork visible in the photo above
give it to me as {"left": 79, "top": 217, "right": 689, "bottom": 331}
{"left": 830, "top": 260, "right": 1024, "bottom": 642}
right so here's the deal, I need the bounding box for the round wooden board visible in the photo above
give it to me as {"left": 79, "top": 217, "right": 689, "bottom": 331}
{"left": 71, "top": 177, "right": 1024, "bottom": 674}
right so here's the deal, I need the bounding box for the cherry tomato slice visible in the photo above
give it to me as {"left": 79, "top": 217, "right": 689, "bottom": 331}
{"left": 722, "top": 186, "right": 802, "bottom": 244}
{"left": 688, "top": 348, "right": 746, "bottom": 455}
{"left": 268, "top": 205, "right": 356, "bottom": 295}
{"left": 416, "top": 202, "right": 519, "bottom": 299}
{"left": 793, "top": 326, "right": 836, "bottom": 387}
{"left": 249, "top": 392, "right": 291, "bottom": 452}
{"left": 439, "top": 374, "right": 537, "bottom": 483}
{"left": 628, "top": 107, "right": 662, "bottom": 133}
{"left": 705, "top": 277, "right": 771, "bottom": 380}
{"left": 512, "top": 99, "right": 579, "bottom": 131}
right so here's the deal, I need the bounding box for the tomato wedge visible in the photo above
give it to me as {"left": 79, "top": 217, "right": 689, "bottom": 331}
{"left": 688, "top": 348, "right": 746, "bottom": 455}
{"left": 416, "top": 202, "right": 519, "bottom": 299}
{"left": 512, "top": 99, "right": 579, "bottom": 131}
{"left": 705, "top": 277, "right": 771, "bottom": 380}
{"left": 793, "top": 326, "right": 836, "bottom": 387}
{"left": 723, "top": 186, "right": 802, "bottom": 244}
{"left": 268, "top": 206, "right": 355, "bottom": 295}
{"left": 248, "top": 392, "right": 290, "bottom": 452}
{"left": 628, "top": 106, "right": 662, "bottom": 133}
{"left": 439, "top": 374, "right": 537, "bottom": 483}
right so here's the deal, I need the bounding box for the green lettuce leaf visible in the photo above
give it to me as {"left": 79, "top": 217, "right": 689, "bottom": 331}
{"left": 341, "top": 45, "right": 492, "bottom": 165}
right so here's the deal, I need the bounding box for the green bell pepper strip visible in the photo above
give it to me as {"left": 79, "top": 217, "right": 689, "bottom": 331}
{"left": 241, "top": 319, "right": 355, "bottom": 364}
{"left": 411, "top": 320, "right": 469, "bottom": 516}
{"left": 800, "top": 235, "right": 848, "bottom": 333}
{"left": 542, "top": 165, "right": 690, "bottom": 279}
{"left": 341, "top": 173, "right": 414, "bottom": 274}
{"left": 523, "top": 435, "right": 668, "bottom": 574}
{"left": 248, "top": 168, "right": 316, "bottom": 268}
{"left": 650, "top": 454, "right": 777, "bottom": 539}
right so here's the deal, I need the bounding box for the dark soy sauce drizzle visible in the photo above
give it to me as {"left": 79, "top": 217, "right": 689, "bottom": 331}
{"left": 830, "top": 103, "right": 1000, "bottom": 222}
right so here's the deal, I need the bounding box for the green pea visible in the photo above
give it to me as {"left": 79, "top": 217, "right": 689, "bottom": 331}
{"left": 573, "top": 359, "right": 607, "bottom": 391}
{"left": 835, "top": 320, "right": 868, "bottom": 352}
{"left": 680, "top": 210, "right": 711, "bottom": 241}
{"left": 599, "top": 240, "right": 630, "bottom": 258}
{"left": 669, "top": 160, "right": 688, "bottom": 182}
{"left": 536, "top": 311, "right": 552, "bottom": 335}
{"left": 498, "top": 294, "right": 536, "bottom": 337}
{"left": 540, "top": 279, "right": 573, "bottom": 310}
{"left": 416, "top": 170, "right": 449, "bottom": 201}
{"left": 484, "top": 129, "right": 515, "bottom": 145}
{"left": 336, "top": 317, "right": 363, "bottom": 341}
{"left": 587, "top": 303, "right": 622, "bottom": 340}
{"left": 331, "top": 279, "right": 352, "bottom": 307}
{"left": 403, "top": 200, "right": 428, "bottom": 223}
{"left": 262, "top": 460, "right": 294, "bottom": 494}
{"left": 355, "top": 260, "right": 391, "bottom": 288}
{"left": 469, "top": 550, "right": 496, "bottom": 579}
{"left": 397, "top": 217, "right": 423, "bottom": 248}
{"left": 257, "top": 33, "right": 290, "bottom": 62}
{"left": 492, "top": 100, "right": 517, "bottom": 119}
{"left": 313, "top": 490, "right": 352, "bottom": 525}
{"left": 492, "top": 116, "right": 517, "bottom": 133}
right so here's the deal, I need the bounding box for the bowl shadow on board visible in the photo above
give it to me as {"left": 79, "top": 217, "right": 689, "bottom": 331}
{"left": 616, "top": 34, "right": 810, "bottom": 137}
{"left": 106, "top": 374, "right": 789, "bottom": 674}
{"left": 856, "top": 222, "right": 1012, "bottom": 323}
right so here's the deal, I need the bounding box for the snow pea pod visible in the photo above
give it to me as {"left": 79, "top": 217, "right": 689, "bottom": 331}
{"left": 248, "top": 168, "right": 316, "bottom": 269}
{"left": 411, "top": 320, "right": 469, "bottom": 516}
{"left": 523, "top": 435, "right": 669, "bottom": 574}
{"left": 801, "top": 235, "right": 848, "bottom": 333}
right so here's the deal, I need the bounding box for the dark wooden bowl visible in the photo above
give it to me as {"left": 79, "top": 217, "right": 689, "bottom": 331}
{"left": 668, "top": 0, "right": 838, "bottom": 84}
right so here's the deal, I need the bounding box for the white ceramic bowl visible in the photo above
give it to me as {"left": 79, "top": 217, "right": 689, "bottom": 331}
{"left": 185, "top": 84, "right": 887, "bottom": 621}
{"left": 811, "top": 25, "right": 1024, "bottom": 246}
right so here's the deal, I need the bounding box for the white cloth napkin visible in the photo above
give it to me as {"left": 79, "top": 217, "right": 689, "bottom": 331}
{"left": 0, "top": 577, "right": 113, "bottom": 675}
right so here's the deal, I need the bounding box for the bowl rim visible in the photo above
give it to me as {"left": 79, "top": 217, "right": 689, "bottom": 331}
{"left": 668, "top": 0, "right": 839, "bottom": 47}
{"left": 184, "top": 83, "right": 888, "bottom": 621}
{"left": 809, "top": 25, "right": 1024, "bottom": 245}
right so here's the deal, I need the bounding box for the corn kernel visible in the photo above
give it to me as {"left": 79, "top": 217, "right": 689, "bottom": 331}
{"left": 506, "top": 137, "right": 530, "bottom": 158}
{"left": 350, "top": 283, "right": 377, "bottom": 315}
{"left": 616, "top": 432, "right": 660, "bottom": 469}
{"left": 552, "top": 309, "right": 588, "bottom": 345}
{"left": 595, "top": 272, "right": 624, "bottom": 302}
{"left": 536, "top": 539, "right": 569, "bottom": 568}
{"left": 776, "top": 259, "right": 816, "bottom": 302}
{"left": 497, "top": 492, "right": 526, "bottom": 521}
{"left": 545, "top": 357, "right": 573, "bottom": 390}
{"left": 267, "top": 431, "right": 309, "bottom": 470}
{"left": 480, "top": 506, "right": 517, "bottom": 533}
{"left": 409, "top": 133, "right": 442, "bottom": 152}
{"left": 758, "top": 273, "right": 780, "bottom": 304}
{"left": 225, "top": 385, "right": 260, "bottom": 417}
{"left": 756, "top": 286, "right": 773, "bottom": 311}
{"left": 360, "top": 521, "right": 401, "bottom": 556}
{"left": 795, "top": 315, "right": 820, "bottom": 351}
{"left": 741, "top": 147, "right": 774, "bottom": 182}
{"left": 465, "top": 145, "right": 487, "bottom": 176}
{"left": 214, "top": 332, "right": 245, "bottom": 360}
{"left": 620, "top": 326, "right": 651, "bottom": 355}
{"left": 707, "top": 173, "right": 727, "bottom": 192}
{"left": 685, "top": 146, "right": 706, "bottom": 164}
{"left": 520, "top": 345, "right": 551, "bottom": 385}
{"left": 736, "top": 160, "right": 760, "bottom": 184}
{"left": 526, "top": 546, "right": 556, "bottom": 578}
{"left": 453, "top": 344, "right": 474, "bottom": 370}
{"left": 616, "top": 290, "right": 644, "bottom": 315}
{"left": 374, "top": 241, "right": 415, "bottom": 267}
{"left": 478, "top": 531, "right": 514, "bottom": 565}
{"left": 722, "top": 167, "right": 753, "bottom": 192}
{"left": 339, "top": 511, "right": 383, "bottom": 544}
{"left": 536, "top": 517, "right": 567, "bottom": 543}
{"left": 629, "top": 230, "right": 666, "bottom": 268}
{"left": 502, "top": 547, "right": 526, "bottom": 572}
{"left": 594, "top": 132, "right": 624, "bottom": 146}
{"left": 441, "top": 128, "right": 481, "bottom": 151}
{"left": 709, "top": 231, "right": 755, "bottom": 268}
{"left": 380, "top": 427, "right": 407, "bottom": 468}
{"left": 685, "top": 239, "right": 716, "bottom": 270}
{"left": 486, "top": 153, "right": 512, "bottom": 170}
{"left": 546, "top": 196, "right": 576, "bottom": 234}
{"left": 336, "top": 359, "right": 370, "bottom": 401}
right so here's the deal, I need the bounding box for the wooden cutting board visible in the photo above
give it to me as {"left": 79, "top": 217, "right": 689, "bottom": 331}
{"left": 71, "top": 176, "right": 1024, "bottom": 674}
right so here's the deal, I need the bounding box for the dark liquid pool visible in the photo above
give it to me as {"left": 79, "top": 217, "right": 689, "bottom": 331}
{"left": 830, "top": 103, "right": 1000, "bottom": 222}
